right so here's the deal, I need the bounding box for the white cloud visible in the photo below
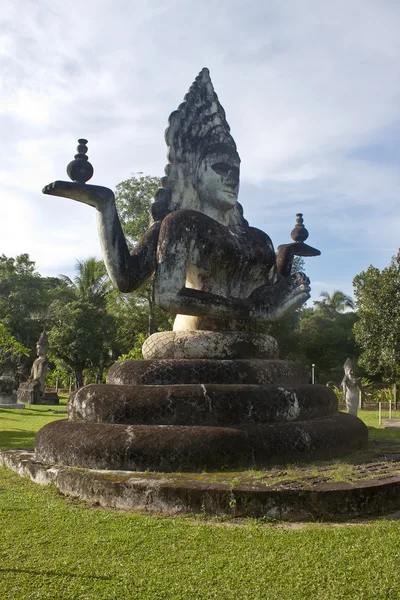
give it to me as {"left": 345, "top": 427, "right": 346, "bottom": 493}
{"left": 0, "top": 0, "right": 399, "bottom": 295}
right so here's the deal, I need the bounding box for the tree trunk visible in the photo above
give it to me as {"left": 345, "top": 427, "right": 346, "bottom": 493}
{"left": 96, "top": 352, "right": 105, "bottom": 384}
{"left": 74, "top": 369, "right": 84, "bottom": 389}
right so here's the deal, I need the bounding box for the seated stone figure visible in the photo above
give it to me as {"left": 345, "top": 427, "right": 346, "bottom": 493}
{"left": 43, "top": 68, "right": 313, "bottom": 335}
{"left": 17, "top": 330, "right": 49, "bottom": 404}
{"left": 37, "top": 69, "right": 367, "bottom": 472}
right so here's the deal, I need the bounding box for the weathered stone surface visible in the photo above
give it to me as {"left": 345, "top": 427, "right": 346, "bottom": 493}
{"left": 35, "top": 413, "right": 367, "bottom": 472}
{"left": 0, "top": 374, "right": 22, "bottom": 408}
{"left": 4, "top": 448, "right": 400, "bottom": 521}
{"left": 17, "top": 389, "right": 59, "bottom": 405}
{"left": 107, "top": 359, "right": 308, "bottom": 386}
{"left": 142, "top": 330, "right": 279, "bottom": 359}
{"left": 69, "top": 383, "right": 337, "bottom": 425}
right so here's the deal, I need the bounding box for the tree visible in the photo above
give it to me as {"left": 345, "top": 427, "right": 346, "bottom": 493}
{"left": 48, "top": 258, "right": 117, "bottom": 387}
{"left": 313, "top": 289, "right": 355, "bottom": 315}
{"left": 0, "top": 323, "right": 30, "bottom": 374}
{"left": 0, "top": 253, "right": 60, "bottom": 350}
{"left": 298, "top": 309, "right": 359, "bottom": 383}
{"left": 353, "top": 258, "right": 400, "bottom": 382}
{"left": 115, "top": 173, "right": 160, "bottom": 243}
{"left": 59, "top": 257, "right": 108, "bottom": 306}
{"left": 48, "top": 300, "right": 116, "bottom": 388}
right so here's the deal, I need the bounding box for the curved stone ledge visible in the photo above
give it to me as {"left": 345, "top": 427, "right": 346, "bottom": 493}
{"left": 107, "top": 359, "right": 308, "bottom": 386}
{"left": 3, "top": 448, "right": 400, "bottom": 521}
{"left": 69, "top": 383, "right": 338, "bottom": 426}
{"left": 142, "top": 331, "right": 279, "bottom": 360}
{"left": 35, "top": 413, "right": 367, "bottom": 472}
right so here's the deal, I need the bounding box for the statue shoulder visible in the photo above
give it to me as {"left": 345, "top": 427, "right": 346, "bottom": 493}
{"left": 248, "top": 226, "right": 275, "bottom": 247}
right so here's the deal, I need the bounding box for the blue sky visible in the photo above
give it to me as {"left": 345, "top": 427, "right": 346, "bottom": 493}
{"left": 1, "top": 0, "right": 399, "bottom": 305}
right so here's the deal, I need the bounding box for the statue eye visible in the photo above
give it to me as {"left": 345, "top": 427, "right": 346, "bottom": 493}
{"left": 211, "top": 162, "right": 231, "bottom": 176}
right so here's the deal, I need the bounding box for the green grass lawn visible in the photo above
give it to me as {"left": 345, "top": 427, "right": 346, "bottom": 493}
{"left": 2, "top": 404, "right": 400, "bottom": 599}
{"left": 0, "top": 396, "right": 68, "bottom": 450}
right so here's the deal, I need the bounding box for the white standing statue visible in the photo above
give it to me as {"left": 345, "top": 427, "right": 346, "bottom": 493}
{"left": 342, "top": 358, "right": 366, "bottom": 417}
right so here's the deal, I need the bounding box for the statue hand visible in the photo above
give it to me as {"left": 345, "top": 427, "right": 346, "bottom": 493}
{"left": 249, "top": 272, "right": 310, "bottom": 322}
{"left": 42, "top": 181, "right": 114, "bottom": 210}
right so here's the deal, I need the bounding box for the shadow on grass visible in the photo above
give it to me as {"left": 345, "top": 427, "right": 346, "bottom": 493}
{"left": 0, "top": 568, "right": 112, "bottom": 581}
{"left": 0, "top": 409, "right": 67, "bottom": 418}
{"left": 0, "top": 430, "right": 36, "bottom": 450}
{"left": 322, "top": 427, "right": 400, "bottom": 468}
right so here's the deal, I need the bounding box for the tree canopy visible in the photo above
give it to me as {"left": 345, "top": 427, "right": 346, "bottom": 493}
{"left": 115, "top": 173, "right": 160, "bottom": 244}
{"left": 353, "top": 258, "right": 400, "bottom": 382}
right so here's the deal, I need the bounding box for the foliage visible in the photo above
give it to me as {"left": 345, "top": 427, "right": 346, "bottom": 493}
{"left": 115, "top": 172, "right": 160, "bottom": 244}
{"left": 47, "top": 258, "right": 119, "bottom": 387}
{"left": 59, "top": 257, "right": 108, "bottom": 306}
{"left": 298, "top": 309, "right": 359, "bottom": 383}
{"left": 291, "top": 255, "right": 306, "bottom": 274}
{"left": 48, "top": 299, "right": 116, "bottom": 388}
{"left": 353, "top": 258, "right": 400, "bottom": 382}
{"left": 313, "top": 289, "right": 355, "bottom": 315}
{"left": 326, "top": 381, "right": 343, "bottom": 404}
{"left": 357, "top": 378, "right": 394, "bottom": 405}
{"left": 45, "top": 361, "right": 73, "bottom": 389}
{"left": 107, "top": 286, "right": 172, "bottom": 354}
{"left": 264, "top": 307, "right": 306, "bottom": 362}
{"left": 0, "top": 253, "right": 61, "bottom": 350}
{"left": 117, "top": 332, "right": 147, "bottom": 360}
{"left": 0, "top": 323, "right": 30, "bottom": 371}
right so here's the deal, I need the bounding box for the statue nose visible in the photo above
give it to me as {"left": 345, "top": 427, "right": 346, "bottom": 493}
{"left": 225, "top": 169, "right": 239, "bottom": 186}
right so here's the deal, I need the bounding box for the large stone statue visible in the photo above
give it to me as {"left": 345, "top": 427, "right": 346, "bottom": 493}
{"left": 36, "top": 68, "right": 367, "bottom": 472}
{"left": 43, "top": 70, "right": 316, "bottom": 330}
{"left": 342, "top": 358, "right": 367, "bottom": 417}
{"left": 17, "top": 330, "right": 58, "bottom": 405}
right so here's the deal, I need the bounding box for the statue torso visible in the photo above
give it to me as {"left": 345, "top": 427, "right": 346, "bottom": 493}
{"left": 158, "top": 210, "right": 276, "bottom": 299}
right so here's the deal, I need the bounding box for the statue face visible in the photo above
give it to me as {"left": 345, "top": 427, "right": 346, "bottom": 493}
{"left": 36, "top": 343, "right": 47, "bottom": 358}
{"left": 196, "top": 152, "right": 240, "bottom": 211}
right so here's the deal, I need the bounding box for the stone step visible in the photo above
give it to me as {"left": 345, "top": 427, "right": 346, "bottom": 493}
{"left": 142, "top": 331, "right": 279, "bottom": 360}
{"left": 69, "top": 383, "right": 337, "bottom": 426}
{"left": 35, "top": 413, "right": 368, "bottom": 472}
{"left": 107, "top": 358, "right": 308, "bottom": 386}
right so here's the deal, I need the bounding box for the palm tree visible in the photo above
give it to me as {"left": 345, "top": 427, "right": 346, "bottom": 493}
{"left": 55, "top": 258, "right": 111, "bottom": 386}
{"left": 59, "top": 258, "right": 108, "bottom": 306}
{"left": 314, "top": 290, "right": 355, "bottom": 314}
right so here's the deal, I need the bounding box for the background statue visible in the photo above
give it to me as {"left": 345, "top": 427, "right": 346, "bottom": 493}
{"left": 17, "top": 329, "right": 49, "bottom": 404}
{"left": 342, "top": 358, "right": 367, "bottom": 416}
{"left": 29, "top": 329, "right": 49, "bottom": 396}
{"left": 43, "top": 68, "right": 319, "bottom": 333}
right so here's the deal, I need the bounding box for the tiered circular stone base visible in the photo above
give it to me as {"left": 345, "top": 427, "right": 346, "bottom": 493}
{"left": 36, "top": 412, "right": 366, "bottom": 472}
{"left": 35, "top": 339, "right": 368, "bottom": 472}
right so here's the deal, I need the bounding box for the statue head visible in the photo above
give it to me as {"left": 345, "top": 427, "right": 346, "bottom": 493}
{"left": 36, "top": 328, "right": 49, "bottom": 358}
{"left": 154, "top": 68, "right": 246, "bottom": 226}
{"left": 344, "top": 358, "right": 355, "bottom": 377}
